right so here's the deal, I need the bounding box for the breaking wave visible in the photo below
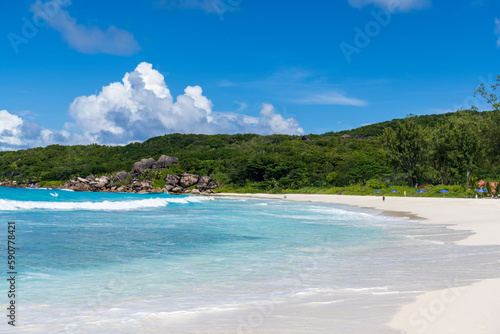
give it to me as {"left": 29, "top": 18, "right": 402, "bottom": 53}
{"left": 0, "top": 196, "right": 212, "bottom": 211}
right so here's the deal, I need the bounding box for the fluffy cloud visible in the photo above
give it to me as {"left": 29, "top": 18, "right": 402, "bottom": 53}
{"left": 30, "top": 1, "right": 140, "bottom": 55}
{"left": 348, "top": 0, "right": 431, "bottom": 12}
{"left": 67, "top": 62, "right": 303, "bottom": 144}
{"left": 0, "top": 110, "right": 72, "bottom": 150}
{"left": 495, "top": 18, "right": 500, "bottom": 47}
{"left": 0, "top": 110, "right": 24, "bottom": 146}
{"left": 1, "top": 63, "right": 303, "bottom": 150}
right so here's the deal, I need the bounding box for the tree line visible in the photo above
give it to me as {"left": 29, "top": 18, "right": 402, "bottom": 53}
{"left": 1, "top": 80, "right": 499, "bottom": 192}
{"left": 381, "top": 77, "right": 500, "bottom": 188}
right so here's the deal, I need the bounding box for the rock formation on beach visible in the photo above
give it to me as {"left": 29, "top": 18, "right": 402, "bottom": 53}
{"left": 59, "top": 155, "right": 219, "bottom": 195}
{"left": 131, "top": 155, "right": 179, "bottom": 174}
{"left": 165, "top": 173, "right": 220, "bottom": 195}
{"left": 0, "top": 155, "right": 220, "bottom": 195}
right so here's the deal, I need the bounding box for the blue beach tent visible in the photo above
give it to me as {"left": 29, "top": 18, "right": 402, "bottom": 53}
{"left": 439, "top": 189, "right": 449, "bottom": 197}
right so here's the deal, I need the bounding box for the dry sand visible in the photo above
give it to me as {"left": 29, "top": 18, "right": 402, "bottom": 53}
{"left": 220, "top": 193, "right": 500, "bottom": 334}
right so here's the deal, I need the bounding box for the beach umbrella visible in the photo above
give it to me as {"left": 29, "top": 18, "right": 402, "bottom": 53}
{"left": 374, "top": 190, "right": 381, "bottom": 195}
{"left": 417, "top": 190, "right": 425, "bottom": 196}
{"left": 476, "top": 188, "right": 487, "bottom": 198}
{"left": 439, "top": 189, "right": 449, "bottom": 197}
{"left": 390, "top": 190, "right": 398, "bottom": 194}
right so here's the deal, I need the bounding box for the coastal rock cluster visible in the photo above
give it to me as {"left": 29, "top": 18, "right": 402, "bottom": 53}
{"left": 60, "top": 155, "right": 220, "bottom": 195}
{"left": 165, "top": 173, "right": 220, "bottom": 195}
{"left": 0, "top": 180, "right": 18, "bottom": 188}
{"left": 63, "top": 175, "right": 159, "bottom": 193}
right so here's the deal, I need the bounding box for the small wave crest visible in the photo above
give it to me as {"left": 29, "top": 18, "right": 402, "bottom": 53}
{"left": 0, "top": 196, "right": 212, "bottom": 211}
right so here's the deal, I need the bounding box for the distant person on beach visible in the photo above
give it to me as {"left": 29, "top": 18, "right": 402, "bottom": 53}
{"left": 383, "top": 196, "right": 385, "bottom": 202}
{"left": 475, "top": 193, "right": 478, "bottom": 199}
{"left": 404, "top": 191, "right": 406, "bottom": 197}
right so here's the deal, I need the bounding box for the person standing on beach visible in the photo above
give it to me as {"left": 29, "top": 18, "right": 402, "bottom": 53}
{"left": 383, "top": 196, "right": 385, "bottom": 202}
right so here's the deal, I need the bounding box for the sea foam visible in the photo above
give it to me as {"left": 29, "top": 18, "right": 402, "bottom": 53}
{"left": 0, "top": 196, "right": 212, "bottom": 211}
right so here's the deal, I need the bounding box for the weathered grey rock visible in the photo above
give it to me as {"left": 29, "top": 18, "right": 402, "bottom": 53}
{"left": 207, "top": 182, "right": 221, "bottom": 189}
{"left": 165, "top": 184, "right": 176, "bottom": 191}
{"left": 77, "top": 177, "right": 88, "bottom": 183}
{"left": 179, "top": 173, "right": 199, "bottom": 188}
{"left": 196, "top": 176, "right": 212, "bottom": 190}
{"left": 156, "top": 155, "right": 179, "bottom": 169}
{"left": 113, "top": 171, "right": 129, "bottom": 183}
{"left": 86, "top": 174, "right": 95, "bottom": 182}
{"left": 132, "top": 158, "right": 156, "bottom": 174}
{"left": 165, "top": 174, "right": 180, "bottom": 186}
{"left": 131, "top": 180, "right": 151, "bottom": 189}
{"left": 170, "top": 186, "right": 184, "bottom": 194}
{"left": 74, "top": 184, "right": 90, "bottom": 192}
{"left": 99, "top": 176, "right": 111, "bottom": 185}
{"left": 190, "top": 189, "right": 201, "bottom": 195}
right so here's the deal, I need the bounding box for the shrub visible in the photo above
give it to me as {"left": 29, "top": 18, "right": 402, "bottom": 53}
{"left": 152, "top": 179, "right": 166, "bottom": 189}
{"left": 113, "top": 181, "right": 129, "bottom": 187}
{"left": 39, "top": 180, "right": 65, "bottom": 187}
{"left": 366, "top": 179, "right": 385, "bottom": 189}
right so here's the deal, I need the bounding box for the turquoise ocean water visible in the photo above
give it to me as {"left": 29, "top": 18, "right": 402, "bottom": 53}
{"left": 1, "top": 187, "right": 500, "bottom": 333}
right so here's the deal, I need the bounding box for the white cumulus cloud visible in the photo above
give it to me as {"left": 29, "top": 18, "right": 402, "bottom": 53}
{"left": 67, "top": 62, "right": 303, "bottom": 144}
{"left": 0, "top": 110, "right": 71, "bottom": 149}
{"left": 1, "top": 63, "right": 303, "bottom": 150}
{"left": 348, "top": 0, "right": 431, "bottom": 12}
{"left": 0, "top": 110, "right": 24, "bottom": 146}
{"left": 30, "top": 0, "right": 140, "bottom": 56}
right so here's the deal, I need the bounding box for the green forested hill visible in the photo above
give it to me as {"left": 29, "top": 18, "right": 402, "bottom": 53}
{"left": 1, "top": 111, "right": 499, "bottom": 192}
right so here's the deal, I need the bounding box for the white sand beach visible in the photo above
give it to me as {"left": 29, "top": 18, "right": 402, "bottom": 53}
{"left": 220, "top": 193, "right": 500, "bottom": 334}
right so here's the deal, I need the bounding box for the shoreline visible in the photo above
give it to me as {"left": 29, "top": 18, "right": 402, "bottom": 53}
{"left": 219, "top": 193, "right": 500, "bottom": 334}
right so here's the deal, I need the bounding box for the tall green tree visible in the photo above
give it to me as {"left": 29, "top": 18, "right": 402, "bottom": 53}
{"left": 380, "top": 116, "right": 429, "bottom": 187}
{"left": 475, "top": 77, "right": 500, "bottom": 158}
{"left": 474, "top": 76, "right": 500, "bottom": 111}
{"left": 430, "top": 110, "right": 484, "bottom": 186}
{"left": 430, "top": 119, "right": 457, "bottom": 185}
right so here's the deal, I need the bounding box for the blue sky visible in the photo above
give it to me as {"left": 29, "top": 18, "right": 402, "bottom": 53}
{"left": 1, "top": 0, "right": 500, "bottom": 149}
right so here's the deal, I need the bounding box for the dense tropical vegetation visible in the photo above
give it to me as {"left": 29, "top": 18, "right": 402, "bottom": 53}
{"left": 1, "top": 81, "right": 500, "bottom": 197}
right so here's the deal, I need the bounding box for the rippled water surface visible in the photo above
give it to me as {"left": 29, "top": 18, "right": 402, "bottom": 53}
{"left": 1, "top": 187, "right": 499, "bottom": 333}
